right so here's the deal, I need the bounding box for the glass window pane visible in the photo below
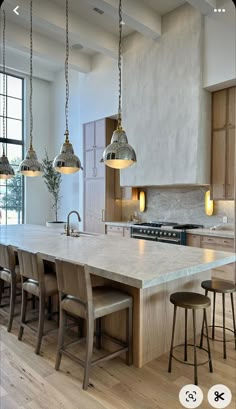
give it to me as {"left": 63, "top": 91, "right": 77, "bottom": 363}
{"left": 5, "top": 144, "right": 22, "bottom": 164}
{"left": 7, "top": 96, "right": 22, "bottom": 120}
{"left": 7, "top": 76, "right": 22, "bottom": 99}
{"left": 7, "top": 118, "right": 22, "bottom": 141}
{"left": 0, "top": 73, "right": 7, "bottom": 95}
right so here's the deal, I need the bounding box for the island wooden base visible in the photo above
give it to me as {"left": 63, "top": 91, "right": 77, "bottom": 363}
{"left": 97, "top": 270, "right": 211, "bottom": 368}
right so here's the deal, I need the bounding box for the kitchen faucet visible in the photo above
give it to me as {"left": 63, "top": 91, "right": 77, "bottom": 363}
{"left": 66, "top": 211, "right": 81, "bottom": 236}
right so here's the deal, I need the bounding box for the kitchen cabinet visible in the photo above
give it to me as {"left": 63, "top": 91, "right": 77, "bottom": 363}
{"left": 114, "top": 171, "right": 139, "bottom": 200}
{"left": 106, "top": 224, "right": 131, "bottom": 238}
{"left": 83, "top": 118, "right": 121, "bottom": 234}
{"left": 211, "top": 86, "right": 235, "bottom": 200}
{"left": 187, "top": 233, "right": 235, "bottom": 282}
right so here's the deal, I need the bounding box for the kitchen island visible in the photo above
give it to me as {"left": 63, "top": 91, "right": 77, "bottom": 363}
{"left": 0, "top": 224, "right": 235, "bottom": 367}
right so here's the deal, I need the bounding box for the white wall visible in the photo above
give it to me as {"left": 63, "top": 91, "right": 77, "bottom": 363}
{"left": 203, "top": 0, "right": 236, "bottom": 89}
{"left": 25, "top": 76, "right": 52, "bottom": 225}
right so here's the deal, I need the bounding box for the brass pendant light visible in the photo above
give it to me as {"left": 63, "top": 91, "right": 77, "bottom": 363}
{"left": 53, "top": 0, "right": 82, "bottom": 174}
{"left": 0, "top": 10, "right": 15, "bottom": 180}
{"left": 18, "top": 0, "right": 43, "bottom": 177}
{"left": 102, "top": 0, "right": 136, "bottom": 169}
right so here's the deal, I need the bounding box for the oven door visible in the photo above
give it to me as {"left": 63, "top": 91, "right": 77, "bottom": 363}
{"left": 157, "top": 237, "right": 181, "bottom": 244}
{"left": 131, "top": 234, "right": 157, "bottom": 241}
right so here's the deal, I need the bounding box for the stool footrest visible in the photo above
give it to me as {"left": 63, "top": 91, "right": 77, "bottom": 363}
{"left": 171, "top": 343, "right": 211, "bottom": 367}
{"left": 202, "top": 325, "right": 236, "bottom": 343}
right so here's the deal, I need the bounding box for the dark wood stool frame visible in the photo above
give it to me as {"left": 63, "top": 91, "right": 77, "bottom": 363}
{"left": 200, "top": 280, "right": 236, "bottom": 359}
{"left": 168, "top": 292, "right": 213, "bottom": 385}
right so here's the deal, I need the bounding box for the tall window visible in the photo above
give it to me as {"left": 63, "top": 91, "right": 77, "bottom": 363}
{"left": 0, "top": 73, "right": 24, "bottom": 225}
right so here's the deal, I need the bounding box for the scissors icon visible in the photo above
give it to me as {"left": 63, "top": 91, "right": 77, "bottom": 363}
{"left": 214, "top": 391, "right": 225, "bottom": 402}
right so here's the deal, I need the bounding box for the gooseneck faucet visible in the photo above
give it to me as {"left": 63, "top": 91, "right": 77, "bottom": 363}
{"left": 66, "top": 210, "right": 81, "bottom": 236}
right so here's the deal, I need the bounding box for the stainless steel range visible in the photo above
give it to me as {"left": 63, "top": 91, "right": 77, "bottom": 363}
{"left": 130, "top": 222, "right": 203, "bottom": 245}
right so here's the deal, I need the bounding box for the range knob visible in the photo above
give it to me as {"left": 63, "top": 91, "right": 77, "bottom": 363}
{"left": 168, "top": 232, "right": 171, "bottom": 236}
{"left": 151, "top": 230, "right": 154, "bottom": 234}
{"left": 164, "top": 232, "right": 167, "bottom": 236}
{"left": 160, "top": 232, "right": 163, "bottom": 235}
{"left": 156, "top": 231, "right": 159, "bottom": 235}
{"left": 147, "top": 230, "right": 150, "bottom": 234}
{"left": 173, "top": 233, "right": 176, "bottom": 237}
{"left": 140, "top": 229, "right": 143, "bottom": 233}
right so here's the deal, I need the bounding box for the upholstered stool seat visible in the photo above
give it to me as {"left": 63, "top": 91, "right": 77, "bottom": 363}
{"left": 17, "top": 249, "right": 58, "bottom": 355}
{"left": 0, "top": 244, "right": 20, "bottom": 332}
{"left": 200, "top": 280, "right": 236, "bottom": 359}
{"left": 55, "top": 259, "right": 133, "bottom": 390}
{"left": 168, "top": 291, "right": 213, "bottom": 385}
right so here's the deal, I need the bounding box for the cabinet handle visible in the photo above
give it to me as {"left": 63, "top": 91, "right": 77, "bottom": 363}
{"left": 102, "top": 209, "right": 105, "bottom": 222}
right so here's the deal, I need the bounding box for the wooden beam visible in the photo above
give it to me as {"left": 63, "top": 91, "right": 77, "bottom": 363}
{"left": 186, "top": 0, "right": 217, "bottom": 14}
{"left": 5, "top": 21, "right": 91, "bottom": 73}
{"left": 4, "top": 0, "right": 118, "bottom": 58}
{"left": 87, "top": 0, "right": 162, "bottom": 40}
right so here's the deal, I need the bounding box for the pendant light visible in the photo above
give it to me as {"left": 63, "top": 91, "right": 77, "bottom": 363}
{"left": 53, "top": 0, "right": 81, "bottom": 174}
{"left": 102, "top": 0, "right": 136, "bottom": 170}
{"left": 18, "top": 0, "right": 43, "bottom": 177}
{"left": 0, "top": 10, "right": 15, "bottom": 180}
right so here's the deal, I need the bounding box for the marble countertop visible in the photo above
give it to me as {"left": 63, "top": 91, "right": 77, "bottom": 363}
{"left": 105, "top": 222, "right": 134, "bottom": 227}
{"left": 186, "top": 228, "right": 234, "bottom": 239}
{"left": 0, "top": 224, "right": 235, "bottom": 289}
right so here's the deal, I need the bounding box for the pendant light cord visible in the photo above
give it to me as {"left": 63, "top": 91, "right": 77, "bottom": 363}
{"left": 65, "top": 0, "right": 69, "bottom": 139}
{"left": 30, "top": 0, "right": 33, "bottom": 149}
{"left": 118, "top": 0, "right": 122, "bottom": 129}
{"left": 2, "top": 10, "right": 6, "bottom": 155}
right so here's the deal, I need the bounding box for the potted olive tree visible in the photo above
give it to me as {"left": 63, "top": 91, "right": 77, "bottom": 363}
{"left": 42, "top": 151, "right": 64, "bottom": 228}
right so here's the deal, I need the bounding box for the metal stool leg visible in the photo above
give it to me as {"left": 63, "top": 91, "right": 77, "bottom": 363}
{"left": 200, "top": 289, "right": 208, "bottom": 348}
{"left": 230, "top": 293, "right": 236, "bottom": 350}
{"left": 192, "top": 309, "right": 198, "bottom": 385}
{"left": 212, "top": 291, "right": 216, "bottom": 340}
{"left": 184, "top": 308, "right": 188, "bottom": 361}
{"left": 222, "top": 293, "right": 226, "bottom": 359}
{"left": 168, "top": 305, "right": 177, "bottom": 373}
{"left": 204, "top": 308, "right": 213, "bottom": 373}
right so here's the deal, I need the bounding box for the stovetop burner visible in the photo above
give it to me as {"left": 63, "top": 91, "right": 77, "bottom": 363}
{"left": 135, "top": 221, "right": 179, "bottom": 228}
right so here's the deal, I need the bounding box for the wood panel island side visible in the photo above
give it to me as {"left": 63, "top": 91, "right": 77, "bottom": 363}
{"left": 0, "top": 224, "right": 235, "bottom": 368}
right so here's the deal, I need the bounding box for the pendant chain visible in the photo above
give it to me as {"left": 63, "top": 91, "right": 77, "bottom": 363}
{"left": 30, "top": 0, "right": 33, "bottom": 148}
{"left": 118, "top": 0, "right": 122, "bottom": 128}
{"left": 65, "top": 0, "right": 69, "bottom": 134}
{"left": 2, "top": 10, "right": 6, "bottom": 153}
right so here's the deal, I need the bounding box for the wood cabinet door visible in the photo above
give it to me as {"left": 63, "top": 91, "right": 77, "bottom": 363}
{"left": 212, "top": 89, "right": 227, "bottom": 130}
{"left": 84, "top": 122, "right": 95, "bottom": 150}
{"left": 211, "top": 130, "right": 226, "bottom": 199}
{"left": 95, "top": 147, "right": 105, "bottom": 178}
{"left": 85, "top": 150, "right": 95, "bottom": 178}
{"left": 84, "top": 178, "right": 105, "bottom": 234}
{"left": 186, "top": 234, "right": 201, "bottom": 247}
{"left": 228, "top": 87, "right": 235, "bottom": 128}
{"left": 95, "top": 119, "right": 106, "bottom": 148}
{"left": 226, "top": 127, "right": 235, "bottom": 199}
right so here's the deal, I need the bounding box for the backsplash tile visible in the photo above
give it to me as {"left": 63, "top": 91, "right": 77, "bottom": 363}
{"left": 121, "top": 186, "right": 234, "bottom": 227}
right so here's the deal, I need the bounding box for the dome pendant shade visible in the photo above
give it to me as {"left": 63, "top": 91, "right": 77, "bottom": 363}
{"left": 53, "top": 131, "right": 81, "bottom": 174}
{"left": 18, "top": 145, "right": 43, "bottom": 177}
{"left": 0, "top": 152, "right": 15, "bottom": 180}
{"left": 103, "top": 128, "right": 136, "bottom": 169}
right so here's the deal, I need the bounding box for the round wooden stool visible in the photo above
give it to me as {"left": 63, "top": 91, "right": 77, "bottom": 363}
{"left": 200, "top": 280, "right": 236, "bottom": 359}
{"left": 168, "top": 292, "right": 213, "bottom": 385}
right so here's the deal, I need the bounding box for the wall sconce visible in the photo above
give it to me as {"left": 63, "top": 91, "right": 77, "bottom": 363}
{"left": 139, "top": 191, "right": 146, "bottom": 212}
{"left": 205, "top": 190, "right": 214, "bottom": 216}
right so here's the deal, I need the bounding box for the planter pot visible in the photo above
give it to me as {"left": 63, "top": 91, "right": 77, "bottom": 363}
{"left": 46, "top": 221, "right": 65, "bottom": 230}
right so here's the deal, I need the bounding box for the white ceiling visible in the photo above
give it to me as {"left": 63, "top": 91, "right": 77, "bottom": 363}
{"left": 1, "top": 0, "right": 221, "bottom": 79}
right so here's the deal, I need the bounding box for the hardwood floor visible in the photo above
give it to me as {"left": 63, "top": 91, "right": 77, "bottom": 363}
{"left": 0, "top": 296, "right": 235, "bottom": 409}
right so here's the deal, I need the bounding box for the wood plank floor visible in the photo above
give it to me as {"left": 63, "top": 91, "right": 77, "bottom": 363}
{"left": 0, "top": 296, "right": 235, "bottom": 409}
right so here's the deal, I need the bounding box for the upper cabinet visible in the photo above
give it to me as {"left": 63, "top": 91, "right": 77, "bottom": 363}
{"left": 211, "top": 87, "right": 235, "bottom": 200}
{"left": 83, "top": 118, "right": 121, "bottom": 234}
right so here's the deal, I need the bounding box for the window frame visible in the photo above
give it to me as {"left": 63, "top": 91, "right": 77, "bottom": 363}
{"left": 0, "top": 71, "right": 25, "bottom": 224}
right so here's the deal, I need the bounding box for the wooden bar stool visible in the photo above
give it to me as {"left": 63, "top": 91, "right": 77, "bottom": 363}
{"left": 0, "top": 244, "right": 20, "bottom": 332}
{"left": 168, "top": 292, "right": 213, "bottom": 385}
{"left": 17, "top": 249, "right": 58, "bottom": 354}
{"left": 55, "top": 258, "right": 133, "bottom": 390}
{"left": 200, "top": 280, "right": 236, "bottom": 359}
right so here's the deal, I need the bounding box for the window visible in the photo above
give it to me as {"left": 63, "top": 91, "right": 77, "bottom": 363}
{"left": 0, "top": 73, "right": 24, "bottom": 225}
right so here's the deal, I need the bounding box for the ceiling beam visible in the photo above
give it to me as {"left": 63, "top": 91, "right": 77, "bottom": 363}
{"left": 4, "top": 0, "right": 118, "bottom": 58}
{"left": 86, "top": 0, "right": 162, "bottom": 40}
{"left": 186, "top": 0, "right": 217, "bottom": 14}
{"left": 5, "top": 20, "right": 91, "bottom": 73}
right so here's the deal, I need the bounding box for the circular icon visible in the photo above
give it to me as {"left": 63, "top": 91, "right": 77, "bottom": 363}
{"left": 179, "top": 384, "right": 203, "bottom": 408}
{"left": 208, "top": 385, "right": 232, "bottom": 408}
